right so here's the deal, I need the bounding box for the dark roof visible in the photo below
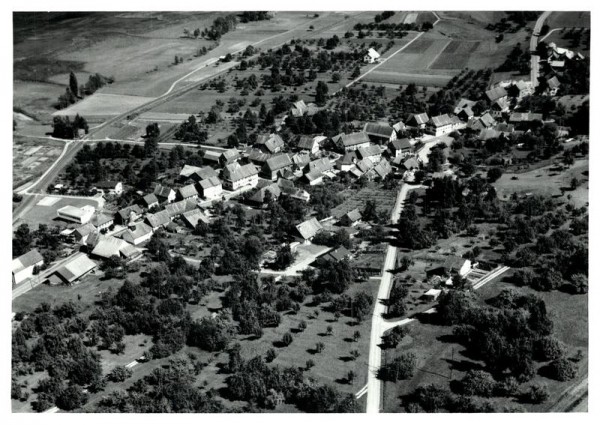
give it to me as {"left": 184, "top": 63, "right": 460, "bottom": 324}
{"left": 486, "top": 86, "right": 507, "bottom": 102}
{"left": 295, "top": 217, "right": 323, "bottom": 240}
{"left": 13, "top": 249, "right": 44, "bottom": 273}
{"left": 95, "top": 180, "right": 121, "bottom": 189}
{"left": 321, "top": 246, "right": 351, "bottom": 262}
{"left": 390, "top": 138, "right": 412, "bottom": 150}
{"left": 297, "top": 135, "right": 317, "bottom": 150}
{"left": 265, "top": 154, "right": 293, "bottom": 171}
{"left": 364, "top": 123, "right": 394, "bottom": 138}
{"left": 407, "top": 113, "right": 429, "bottom": 126}
{"left": 337, "top": 151, "right": 358, "bottom": 165}
{"left": 177, "top": 184, "right": 198, "bottom": 198}
{"left": 341, "top": 132, "right": 370, "bottom": 147}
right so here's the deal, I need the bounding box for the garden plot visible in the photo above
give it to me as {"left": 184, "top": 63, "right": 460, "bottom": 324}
{"left": 13, "top": 138, "right": 64, "bottom": 189}
{"left": 331, "top": 187, "right": 397, "bottom": 220}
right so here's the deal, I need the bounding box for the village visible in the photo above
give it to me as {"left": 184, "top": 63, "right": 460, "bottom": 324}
{"left": 11, "top": 10, "right": 589, "bottom": 415}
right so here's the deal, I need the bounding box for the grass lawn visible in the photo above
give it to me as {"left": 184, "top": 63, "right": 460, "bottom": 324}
{"left": 546, "top": 12, "right": 590, "bottom": 29}
{"left": 53, "top": 93, "right": 155, "bottom": 119}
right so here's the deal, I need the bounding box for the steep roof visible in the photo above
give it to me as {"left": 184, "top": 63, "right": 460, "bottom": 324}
{"left": 121, "top": 222, "right": 153, "bottom": 242}
{"left": 295, "top": 217, "right": 323, "bottom": 240}
{"left": 357, "top": 145, "right": 382, "bottom": 159}
{"left": 145, "top": 210, "right": 171, "bottom": 228}
{"left": 364, "top": 122, "right": 394, "bottom": 138}
{"left": 366, "top": 48, "right": 380, "bottom": 59}
{"left": 356, "top": 157, "right": 374, "bottom": 173}
{"left": 430, "top": 114, "right": 455, "bottom": 128}
{"left": 178, "top": 184, "right": 198, "bottom": 199}
{"left": 292, "top": 152, "right": 311, "bottom": 167}
{"left": 390, "top": 138, "right": 412, "bottom": 150}
{"left": 12, "top": 249, "right": 44, "bottom": 274}
{"left": 307, "top": 158, "right": 333, "bottom": 173}
{"left": 95, "top": 180, "right": 121, "bottom": 189}
{"left": 547, "top": 76, "right": 561, "bottom": 89}
{"left": 143, "top": 193, "right": 159, "bottom": 205}
{"left": 182, "top": 209, "right": 210, "bottom": 228}
{"left": 117, "top": 205, "right": 142, "bottom": 221}
{"left": 54, "top": 253, "right": 97, "bottom": 283}
{"left": 321, "top": 246, "right": 351, "bottom": 262}
{"left": 199, "top": 176, "right": 222, "bottom": 189}
{"left": 337, "top": 151, "right": 358, "bottom": 166}
{"left": 343, "top": 208, "right": 362, "bottom": 222}
{"left": 91, "top": 236, "right": 131, "bottom": 259}
{"left": 509, "top": 112, "right": 543, "bottom": 122}
{"left": 223, "top": 163, "right": 259, "bottom": 182}
{"left": 256, "top": 134, "right": 285, "bottom": 153}
{"left": 153, "top": 185, "right": 173, "bottom": 199}
{"left": 297, "top": 135, "right": 317, "bottom": 150}
{"left": 341, "top": 132, "right": 370, "bottom": 147}
{"left": 407, "top": 113, "right": 429, "bottom": 126}
{"left": 179, "top": 164, "right": 203, "bottom": 178}
{"left": 249, "top": 183, "right": 281, "bottom": 203}
{"left": 73, "top": 223, "right": 97, "bottom": 238}
{"left": 265, "top": 154, "right": 293, "bottom": 171}
{"left": 373, "top": 158, "right": 392, "bottom": 179}
{"left": 247, "top": 149, "right": 272, "bottom": 164}
{"left": 401, "top": 157, "right": 420, "bottom": 170}
{"left": 165, "top": 199, "right": 197, "bottom": 218}
{"left": 221, "top": 148, "right": 240, "bottom": 162}
{"left": 191, "top": 166, "right": 218, "bottom": 181}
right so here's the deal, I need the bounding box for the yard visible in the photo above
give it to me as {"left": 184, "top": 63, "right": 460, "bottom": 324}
{"left": 331, "top": 186, "right": 398, "bottom": 221}
{"left": 14, "top": 195, "right": 103, "bottom": 231}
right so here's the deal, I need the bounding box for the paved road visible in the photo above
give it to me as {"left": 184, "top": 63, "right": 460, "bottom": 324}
{"left": 365, "top": 184, "right": 424, "bottom": 413}
{"left": 530, "top": 11, "right": 552, "bottom": 88}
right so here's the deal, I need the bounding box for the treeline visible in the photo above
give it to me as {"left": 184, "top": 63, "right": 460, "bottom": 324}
{"left": 203, "top": 14, "right": 237, "bottom": 41}
{"left": 239, "top": 11, "right": 271, "bottom": 23}
{"left": 55, "top": 72, "right": 113, "bottom": 110}
{"left": 51, "top": 114, "right": 88, "bottom": 139}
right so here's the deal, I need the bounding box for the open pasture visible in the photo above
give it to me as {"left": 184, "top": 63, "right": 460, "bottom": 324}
{"left": 546, "top": 11, "right": 591, "bottom": 29}
{"left": 53, "top": 93, "right": 155, "bottom": 118}
{"left": 430, "top": 40, "right": 480, "bottom": 69}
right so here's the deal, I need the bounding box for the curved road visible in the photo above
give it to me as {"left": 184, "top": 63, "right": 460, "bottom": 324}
{"left": 530, "top": 11, "right": 552, "bottom": 88}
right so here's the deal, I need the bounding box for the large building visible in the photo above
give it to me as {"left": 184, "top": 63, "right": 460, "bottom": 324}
{"left": 49, "top": 253, "right": 97, "bottom": 285}
{"left": 12, "top": 249, "right": 44, "bottom": 285}
{"left": 222, "top": 163, "right": 259, "bottom": 191}
{"left": 57, "top": 205, "right": 95, "bottom": 224}
{"left": 198, "top": 176, "right": 223, "bottom": 200}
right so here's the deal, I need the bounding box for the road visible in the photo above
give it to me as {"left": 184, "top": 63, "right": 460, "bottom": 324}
{"left": 365, "top": 184, "right": 424, "bottom": 413}
{"left": 530, "top": 11, "right": 552, "bottom": 88}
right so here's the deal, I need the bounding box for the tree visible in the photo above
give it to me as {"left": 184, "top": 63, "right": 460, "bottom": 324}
{"left": 55, "top": 384, "right": 88, "bottom": 411}
{"left": 546, "top": 357, "right": 577, "bottom": 381}
{"left": 522, "top": 384, "right": 549, "bottom": 404}
{"left": 281, "top": 332, "right": 293, "bottom": 346}
{"left": 144, "top": 136, "right": 158, "bottom": 158}
{"left": 108, "top": 365, "right": 133, "bottom": 382}
{"left": 377, "top": 352, "right": 416, "bottom": 381}
{"left": 146, "top": 122, "right": 160, "bottom": 139}
{"left": 69, "top": 71, "right": 79, "bottom": 98}
{"left": 315, "top": 81, "right": 329, "bottom": 106}
{"left": 487, "top": 167, "right": 503, "bottom": 182}
{"left": 353, "top": 331, "right": 361, "bottom": 342}
{"left": 315, "top": 342, "right": 325, "bottom": 353}
{"left": 13, "top": 223, "right": 32, "bottom": 257}
{"left": 460, "top": 370, "right": 496, "bottom": 397}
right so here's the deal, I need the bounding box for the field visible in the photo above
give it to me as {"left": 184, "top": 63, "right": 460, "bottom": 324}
{"left": 430, "top": 40, "right": 480, "bottom": 69}
{"left": 14, "top": 195, "right": 103, "bottom": 230}
{"left": 545, "top": 12, "right": 591, "bottom": 29}
{"left": 494, "top": 158, "right": 589, "bottom": 208}
{"left": 13, "top": 137, "right": 65, "bottom": 190}
{"left": 53, "top": 93, "right": 155, "bottom": 119}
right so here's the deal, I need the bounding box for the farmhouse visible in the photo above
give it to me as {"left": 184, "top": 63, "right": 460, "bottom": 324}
{"left": 388, "top": 138, "right": 413, "bottom": 158}
{"left": 179, "top": 164, "right": 203, "bottom": 180}
{"left": 202, "top": 150, "right": 221, "bottom": 164}
{"left": 339, "top": 132, "right": 370, "bottom": 151}
{"left": 336, "top": 151, "right": 358, "bottom": 171}
{"left": 91, "top": 236, "right": 140, "bottom": 260}
{"left": 364, "top": 48, "right": 380, "bottom": 64}
{"left": 153, "top": 185, "right": 176, "bottom": 204}
{"left": 406, "top": 113, "right": 429, "bottom": 129}
{"left": 262, "top": 154, "right": 294, "bottom": 181}
{"left": 57, "top": 205, "right": 95, "bottom": 224}
{"left": 142, "top": 193, "right": 159, "bottom": 209}
{"left": 296, "top": 135, "right": 321, "bottom": 154}
{"left": 356, "top": 158, "right": 374, "bottom": 174}
{"left": 454, "top": 98, "right": 476, "bottom": 121}
{"left": 357, "top": 145, "right": 383, "bottom": 164}
{"left": 115, "top": 205, "right": 142, "bottom": 225}
{"left": 490, "top": 98, "right": 510, "bottom": 116}
{"left": 371, "top": 158, "right": 392, "bottom": 180}
{"left": 295, "top": 217, "right": 323, "bottom": 243}
{"left": 92, "top": 213, "right": 114, "bottom": 231}
{"left": 303, "top": 158, "right": 333, "bottom": 185}
{"left": 181, "top": 209, "right": 211, "bottom": 229}
{"left": 546, "top": 76, "right": 561, "bottom": 96}
{"left": 248, "top": 182, "right": 282, "bottom": 205}
{"left": 176, "top": 184, "right": 199, "bottom": 201}
{"left": 247, "top": 148, "right": 272, "bottom": 166}
{"left": 48, "top": 253, "right": 97, "bottom": 285}
{"left": 145, "top": 210, "right": 171, "bottom": 230}
{"left": 277, "top": 178, "right": 310, "bottom": 202}
{"left": 338, "top": 208, "right": 362, "bottom": 227}
{"left": 95, "top": 180, "right": 123, "bottom": 195}
{"left": 428, "top": 114, "right": 463, "bottom": 136}
{"left": 222, "top": 163, "right": 259, "bottom": 190}
{"left": 256, "top": 133, "right": 285, "bottom": 154}
{"left": 121, "top": 222, "right": 154, "bottom": 245}
{"left": 290, "top": 100, "right": 319, "bottom": 117}
{"left": 423, "top": 288, "right": 442, "bottom": 302}
{"left": 426, "top": 256, "right": 472, "bottom": 281}
{"left": 393, "top": 121, "right": 406, "bottom": 133}
{"left": 363, "top": 122, "right": 397, "bottom": 143}
{"left": 467, "top": 112, "right": 496, "bottom": 131}
{"left": 220, "top": 149, "right": 241, "bottom": 167}
{"left": 73, "top": 223, "right": 97, "bottom": 244}
{"left": 292, "top": 152, "right": 311, "bottom": 169}
{"left": 12, "top": 249, "right": 44, "bottom": 285}
{"left": 165, "top": 199, "right": 197, "bottom": 218}
{"left": 198, "top": 176, "right": 223, "bottom": 200}
{"left": 320, "top": 246, "right": 351, "bottom": 263}
{"left": 485, "top": 86, "right": 508, "bottom": 103}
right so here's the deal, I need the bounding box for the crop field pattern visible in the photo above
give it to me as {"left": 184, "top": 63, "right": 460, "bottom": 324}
{"left": 430, "top": 40, "right": 480, "bottom": 69}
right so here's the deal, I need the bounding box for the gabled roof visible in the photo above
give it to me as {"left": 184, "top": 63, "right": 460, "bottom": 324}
{"left": 373, "top": 158, "right": 392, "bottom": 179}
{"left": 307, "top": 158, "right": 333, "bottom": 173}
{"left": 292, "top": 152, "right": 311, "bottom": 167}
{"left": 356, "top": 157, "right": 374, "bottom": 173}
{"left": 321, "top": 246, "right": 351, "bottom": 262}
{"left": 393, "top": 121, "right": 406, "bottom": 132}
{"left": 407, "top": 113, "right": 429, "bottom": 126}
{"left": 73, "top": 223, "right": 97, "bottom": 238}
{"left": 143, "top": 193, "right": 159, "bottom": 206}
{"left": 547, "top": 76, "right": 561, "bottom": 89}
{"left": 265, "top": 154, "right": 293, "bottom": 171}
{"left": 179, "top": 164, "right": 203, "bottom": 178}
{"left": 153, "top": 185, "right": 174, "bottom": 199}
{"left": 364, "top": 122, "right": 394, "bottom": 138}
{"left": 199, "top": 176, "right": 222, "bottom": 189}
{"left": 95, "top": 180, "right": 121, "bottom": 189}
{"left": 366, "top": 48, "right": 380, "bottom": 59}
{"left": 249, "top": 183, "right": 281, "bottom": 203}
{"left": 54, "top": 253, "right": 96, "bottom": 283}
{"left": 221, "top": 148, "right": 240, "bottom": 162}
{"left": 12, "top": 249, "right": 44, "bottom": 273}
{"left": 485, "top": 86, "right": 507, "bottom": 102}
{"left": 509, "top": 112, "right": 543, "bottom": 122}
{"left": 182, "top": 209, "right": 210, "bottom": 228}
{"left": 165, "top": 199, "right": 197, "bottom": 218}
{"left": 247, "top": 148, "right": 272, "bottom": 164}
{"left": 178, "top": 184, "right": 198, "bottom": 198}
{"left": 91, "top": 236, "right": 132, "bottom": 259}
{"left": 480, "top": 113, "right": 496, "bottom": 128}
{"left": 120, "top": 244, "right": 141, "bottom": 259}
{"left": 297, "top": 135, "right": 318, "bottom": 150}
{"left": 295, "top": 217, "right": 323, "bottom": 240}
{"left": 454, "top": 98, "right": 476, "bottom": 114}
{"left": 191, "top": 166, "right": 218, "bottom": 181}
{"left": 203, "top": 150, "right": 221, "bottom": 162}
{"left": 357, "top": 145, "right": 382, "bottom": 159}
{"left": 117, "top": 205, "right": 142, "bottom": 221}
{"left": 430, "top": 114, "right": 455, "bottom": 128}
{"left": 493, "top": 98, "right": 510, "bottom": 111}
{"left": 343, "top": 208, "right": 362, "bottom": 222}
{"left": 341, "top": 132, "right": 370, "bottom": 147}
{"left": 337, "top": 151, "right": 358, "bottom": 165}
{"left": 145, "top": 210, "right": 171, "bottom": 228}
{"left": 401, "top": 157, "right": 420, "bottom": 170}
{"left": 223, "top": 163, "right": 259, "bottom": 182}
{"left": 256, "top": 134, "right": 285, "bottom": 153}
{"left": 121, "top": 222, "right": 153, "bottom": 242}
{"left": 390, "top": 138, "right": 412, "bottom": 150}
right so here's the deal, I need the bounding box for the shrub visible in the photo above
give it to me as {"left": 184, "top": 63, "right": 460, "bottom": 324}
{"left": 108, "top": 365, "right": 133, "bottom": 382}
{"left": 460, "top": 370, "right": 496, "bottom": 397}
{"left": 522, "top": 384, "right": 549, "bottom": 404}
{"left": 546, "top": 357, "right": 577, "bottom": 381}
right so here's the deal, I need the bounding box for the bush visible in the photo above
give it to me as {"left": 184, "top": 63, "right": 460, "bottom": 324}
{"left": 460, "top": 370, "right": 496, "bottom": 397}
{"left": 108, "top": 365, "right": 133, "bottom": 382}
{"left": 522, "top": 384, "right": 549, "bottom": 404}
{"left": 55, "top": 384, "right": 88, "bottom": 411}
{"left": 487, "top": 167, "right": 503, "bottom": 182}
{"left": 535, "top": 336, "right": 564, "bottom": 361}
{"left": 546, "top": 357, "right": 577, "bottom": 381}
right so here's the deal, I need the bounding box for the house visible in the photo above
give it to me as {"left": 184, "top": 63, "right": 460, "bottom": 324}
{"left": 428, "top": 114, "right": 463, "bottom": 136}
{"left": 222, "top": 163, "right": 259, "bottom": 190}
{"left": 513, "top": 80, "right": 533, "bottom": 99}
{"left": 371, "top": 158, "right": 392, "bottom": 180}
{"left": 490, "top": 98, "right": 511, "bottom": 117}
{"left": 73, "top": 223, "right": 97, "bottom": 244}
{"left": 198, "top": 177, "right": 223, "bottom": 200}
{"left": 278, "top": 178, "right": 311, "bottom": 203}
{"left": 363, "top": 122, "right": 397, "bottom": 144}
{"left": 364, "top": 48, "right": 380, "bottom": 63}
{"left": 256, "top": 134, "right": 285, "bottom": 154}
{"left": 357, "top": 145, "right": 383, "bottom": 164}
{"left": 295, "top": 217, "right": 323, "bottom": 243}
{"left": 393, "top": 121, "right": 406, "bottom": 133}
{"left": 48, "top": 253, "right": 97, "bottom": 285}
{"left": 91, "top": 236, "right": 139, "bottom": 260}
{"left": 509, "top": 112, "right": 544, "bottom": 128}
{"left": 95, "top": 181, "right": 123, "bottom": 195}
{"left": 219, "top": 149, "right": 241, "bottom": 167}
{"left": 297, "top": 136, "right": 320, "bottom": 154}
{"left": 338, "top": 208, "right": 362, "bottom": 227}
{"left": 182, "top": 209, "right": 211, "bottom": 229}
{"left": 454, "top": 98, "right": 476, "bottom": 121}
{"left": 262, "top": 154, "right": 294, "bottom": 181}
{"left": 177, "top": 184, "right": 199, "bottom": 201}
{"left": 406, "top": 113, "right": 429, "bottom": 129}
{"left": 356, "top": 157, "right": 374, "bottom": 174}
{"left": 291, "top": 152, "right": 311, "bottom": 169}
{"left": 336, "top": 151, "right": 358, "bottom": 171}
{"left": 423, "top": 288, "right": 442, "bottom": 302}
{"left": 388, "top": 138, "right": 413, "bottom": 159}
{"left": 92, "top": 213, "right": 114, "bottom": 231}
{"left": 247, "top": 148, "right": 272, "bottom": 166}
{"left": 303, "top": 158, "right": 333, "bottom": 185}
{"left": 179, "top": 164, "right": 204, "bottom": 180}
{"left": 57, "top": 205, "right": 95, "bottom": 224}
{"left": 181, "top": 165, "right": 218, "bottom": 183}
{"left": 546, "top": 76, "right": 561, "bottom": 96}
{"left": 467, "top": 113, "right": 496, "bottom": 131}
{"left": 320, "top": 246, "right": 352, "bottom": 263}
{"left": 121, "top": 222, "right": 154, "bottom": 246}
{"left": 142, "top": 193, "right": 160, "bottom": 209}
{"left": 426, "top": 256, "right": 472, "bottom": 281}
{"left": 248, "top": 182, "right": 282, "bottom": 205}
{"left": 153, "top": 185, "right": 176, "bottom": 204}
{"left": 12, "top": 249, "right": 44, "bottom": 285}
{"left": 485, "top": 86, "right": 508, "bottom": 104}
{"left": 115, "top": 205, "right": 143, "bottom": 225}
{"left": 339, "top": 132, "right": 371, "bottom": 152}
{"left": 290, "top": 100, "right": 320, "bottom": 117}
{"left": 145, "top": 210, "right": 172, "bottom": 230}
{"left": 165, "top": 199, "right": 197, "bottom": 219}
{"left": 202, "top": 150, "right": 221, "bottom": 164}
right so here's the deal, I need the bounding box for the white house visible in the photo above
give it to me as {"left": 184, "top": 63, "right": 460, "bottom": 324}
{"left": 95, "top": 181, "right": 123, "bottom": 195}
{"left": 121, "top": 222, "right": 154, "bottom": 246}
{"left": 12, "top": 249, "right": 44, "bottom": 285}
{"left": 364, "top": 48, "right": 380, "bottom": 64}
{"left": 199, "top": 176, "right": 223, "bottom": 200}
{"left": 222, "top": 163, "right": 259, "bottom": 191}
{"left": 57, "top": 205, "right": 95, "bottom": 224}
